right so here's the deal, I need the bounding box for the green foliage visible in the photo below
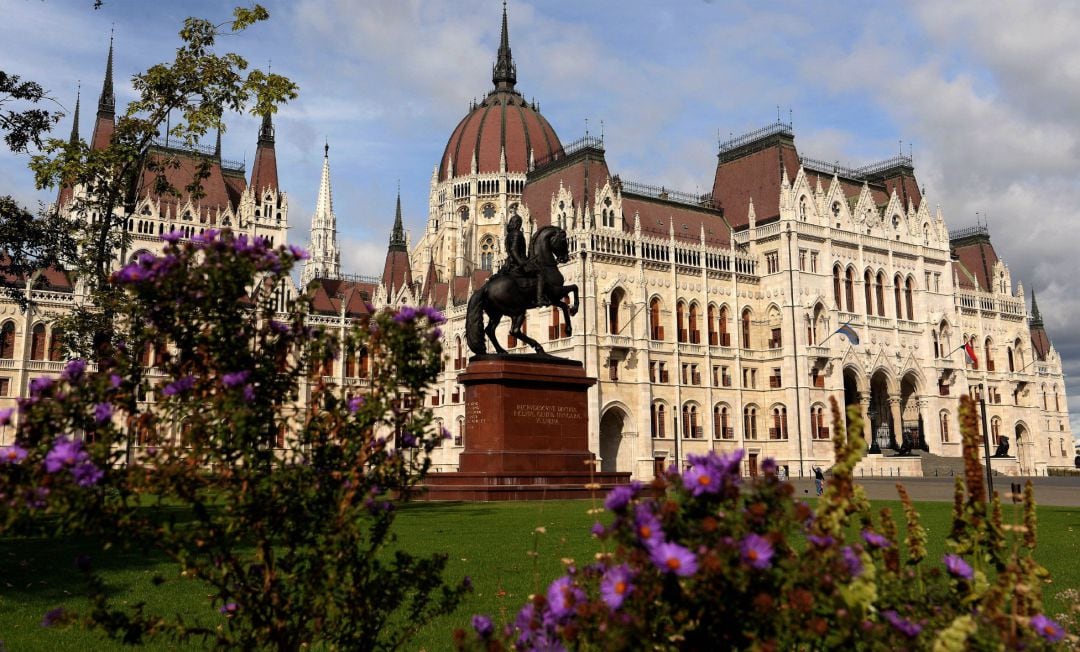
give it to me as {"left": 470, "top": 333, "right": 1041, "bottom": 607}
{"left": 0, "top": 233, "right": 466, "bottom": 649}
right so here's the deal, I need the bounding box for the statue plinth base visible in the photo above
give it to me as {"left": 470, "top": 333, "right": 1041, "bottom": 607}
{"left": 422, "top": 356, "right": 631, "bottom": 501}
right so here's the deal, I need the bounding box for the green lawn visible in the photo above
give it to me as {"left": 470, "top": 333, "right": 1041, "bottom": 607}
{"left": 2, "top": 497, "right": 1078, "bottom": 651}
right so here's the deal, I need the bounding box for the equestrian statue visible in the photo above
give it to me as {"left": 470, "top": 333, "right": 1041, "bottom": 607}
{"left": 465, "top": 213, "right": 579, "bottom": 356}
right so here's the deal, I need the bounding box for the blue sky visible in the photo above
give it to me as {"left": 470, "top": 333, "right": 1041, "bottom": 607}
{"left": 2, "top": 0, "right": 1079, "bottom": 433}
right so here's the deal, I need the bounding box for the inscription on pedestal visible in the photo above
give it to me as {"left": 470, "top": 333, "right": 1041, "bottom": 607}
{"left": 466, "top": 401, "right": 485, "bottom": 426}
{"left": 511, "top": 403, "right": 583, "bottom": 425}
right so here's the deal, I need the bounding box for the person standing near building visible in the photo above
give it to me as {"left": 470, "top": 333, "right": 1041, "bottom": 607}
{"left": 813, "top": 466, "right": 824, "bottom": 496}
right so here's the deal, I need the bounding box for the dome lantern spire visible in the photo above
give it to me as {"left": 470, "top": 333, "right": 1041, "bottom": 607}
{"left": 492, "top": 1, "right": 517, "bottom": 92}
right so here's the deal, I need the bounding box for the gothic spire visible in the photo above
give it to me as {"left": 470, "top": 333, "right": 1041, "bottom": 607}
{"left": 258, "top": 111, "right": 275, "bottom": 144}
{"left": 315, "top": 141, "right": 334, "bottom": 220}
{"left": 68, "top": 85, "right": 81, "bottom": 145}
{"left": 389, "top": 190, "right": 407, "bottom": 250}
{"left": 301, "top": 142, "right": 339, "bottom": 287}
{"left": 98, "top": 33, "right": 115, "bottom": 116}
{"left": 492, "top": 1, "right": 517, "bottom": 92}
{"left": 1030, "top": 288, "right": 1043, "bottom": 327}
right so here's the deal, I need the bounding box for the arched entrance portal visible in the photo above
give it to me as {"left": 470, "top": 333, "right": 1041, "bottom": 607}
{"left": 899, "top": 373, "right": 924, "bottom": 451}
{"left": 599, "top": 407, "right": 631, "bottom": 473}
{"left": 1015, "top": 423, "right": 1030, "bottom": 475}
{"left": 868, "top": 371, "right": 893, "bottom": 453}
{"left": 843, "top": 368, "right": 861, "bottom": 442}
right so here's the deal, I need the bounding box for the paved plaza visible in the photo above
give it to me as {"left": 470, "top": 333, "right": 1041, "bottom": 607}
{"left": 788, "top": 475, "right": 1080, "bottom": 507}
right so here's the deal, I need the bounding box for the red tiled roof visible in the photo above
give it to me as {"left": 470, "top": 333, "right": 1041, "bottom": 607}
{"left": 951, "top": 239, "right": 999, "bottom": 291}
{"left": 1030, "top": 325, "right": 1051, "bottom": 361}
{"left": 308, "top": 278, "right": 376, "bottom": 316}
{"left": 522, "top": 152, "right": 611, "bottom": 228}
{"left": 137, "top": 152, "right": 237, "bottom": 218}
{"left": 381, "top": 249, "right": 413, "bottom": 295}
{"left": 712, "top": 139, "right": 800, "bottom": 228}
{"left": 250, "top": 140, "right": 278, "bottom": 198}
{"left": 90, "top": 114, "right": 114, "bottom": 152}
{"left": 621, "top": 195, "right": 730, "bottom": 247}
{"left": 439, "top": 91, "right": 562, "bottom": 181}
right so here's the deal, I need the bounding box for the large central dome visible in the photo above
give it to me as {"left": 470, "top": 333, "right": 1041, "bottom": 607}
{"left": 438, "top": 5, "right": 561, "bottom": 182}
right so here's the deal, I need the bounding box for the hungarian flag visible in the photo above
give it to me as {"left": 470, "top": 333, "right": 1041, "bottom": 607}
{"left": 963, "top": 340, "right": 978, "bottom": 365}
{"left": 835, "top": 323, "right": 860, "bottom": 346}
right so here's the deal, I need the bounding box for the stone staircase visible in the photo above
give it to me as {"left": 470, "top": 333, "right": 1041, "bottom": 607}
{"left": 913, "top": 450, "right": 968, "bottom": 479}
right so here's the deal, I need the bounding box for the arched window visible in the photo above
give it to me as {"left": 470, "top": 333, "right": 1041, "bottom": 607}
{"left": 456, "top": 416, "right": 464, "bottom": 446}
{"left": 358, "top": 347, "right": 369, "bottom": 379}
{"left": 984, "top": 338, "right": 994, "bottom": 372}
{"left": 741, "top": 309, "right": 752, "bottom": 349}
{"left": 651, "top": 403, "right": 666, "bottom": 438}
{"left": 875, "top": 272, "right": 886, "bottom": 316}
{"left": 482, "top": 203, "right": 496, "bottom": 219}
{"left": 48, "top": 327, "right": 64, "bottom": 362}
{"left": 833, "top": 265, "right": 842, "bottom": 309}
{"left": 1014, "top": 338, "right": 1025, "bottom": 371}
{"left": 864, "top": 269, "right": 874, "bottom": 314}
{"left": 940, "top": 411, "right": 950, "bottom": 443}
{"left": 0, "top": 321, "right": 14, "bottom": 359}
{"left": 844, "top": 268, "right": 855, "bottom": 312}
{"left": 718, "top": 305, "right": 730, "bottom": 346}
{"left": 609, "top": 288, "right": 624, "bottom": 335}
{"left": 714, "top": 404, "right": 732, "bottom": 439}
{"left": 798, "top": 195, "right": 808, "bottom": 221}
{"left": 771, "top": 406, "right": 788, "bottom": 440}
{"left": 707, "top": 305, "right": 718, "bottom": 345}
{"left": 1007, "top": 347, "right": 1015, "bottom": 372}
{"left": 479, "top": 236, "right": 494, "bottom": 271}
{"left": 932, "top": 331, "right": 940, "bottom": 359}
{"left": 454, "top": 336, "right": 463, "bottom": 370}
{"left": 688, "top": 303, "right": 700, "bottom": 344}
{"left": 894, "top": 274, "right": 903, "bottom": 318}
{"left": 649, "top": 298, "right": 664, "bottom": 340}
{"left": 676, "top": 301, "right": 687, "bottom": 343}
{"left": 682, "top": 403, "right": 700, "bottom": 439}
{"left": 810, "top": 404, "right": 829, "bottom": 440}
{"left": 139, "top": 341, "right": 153, "bottom": 367}
{"left": 459, "top": 206, "right": 469, "bottom": 222}
{"left": 1053, "top": 386, "right": 1060, "bottom": 412}
{"left": 991, "top": 417, "right": 1001, "bottom": 446}
{"left": 1042, "top": 384, "right": 1048, "bottom": 410}
{"left": 743, "top": 406, "right": 758, "bottom": 440}
{"left": 29, "top": 323, "right": 46, "bottom": 361}
{"left": 904, "top": 277, "right": 914, "bottom": 320}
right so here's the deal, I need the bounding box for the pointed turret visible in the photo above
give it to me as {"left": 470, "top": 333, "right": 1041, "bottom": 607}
{"left": 1028, "top": 288, "right": 1052, "bottom": 362}
{"left": 301, "top": 141, "right": 340, "bottom": 287}
{"left": 68, "top": 86, "right": 81, "bottom": 146}
{"left": 250, "top": 112, "right": 279, "bottom": 198}
{"left": 90, "top": 35, "right": 116, "bottom": 151}
{"left": 382, "top": 191, "right": 413, "bottom": 295}
{"left": 491, "top": 1, "right": 517, "bottom": 92}
{"left": 1030, "top": 288, "right": 1043, "bottom": 327}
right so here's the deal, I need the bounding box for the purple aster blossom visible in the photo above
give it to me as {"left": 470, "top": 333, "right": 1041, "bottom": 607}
{"left": 439, "top": 426, "right": 452, "bottom": 441}
{"left": 393, "top": 306, "right": 418, "bottom": 323}
{"left": 109, "top": 374, "right": 122, "bottom": 389}
{"left": 269, "top": 320, "right": 289, "bottom": 334}
{"left": 288, "top": 244, "right": 310, "bottom": 260}
{"left": 740, "top": 533, "right": 775, "bottom": 570}
{"left": 219, "top": 602, "right": 238, "bottom": 615}
{"left": 1030, "top": 614, "right": 1065, "bottom": 643}
{"left": 882, "top": 610, "right": 922, "bottom": 638}
{"left": 192, "top": 229, "right": 220, "bottom": 245}
{"left": 604, "top": 481, "right": 641, "bottom": 511}
{"left": 71, "top": 462, "right": 103, "bottom": 487}
{"left": 806, "top": 534, "right": 835, "bottom": 548}
{"left": 348, "top": 396, "right": 365, "bottom": 413}
{"left": 600, "top": 564, "right": 634, "bottom": 610}
{"left": 162, "top": 375, "right": 196, "bottom": 397}
{"left": 545, "top": 575, "right": 584, "bottom": 621}
{"left": 861, "top": 530, "right": 891, "bottom": 549}
{"left": 633, "top": 504, "right": 664, "bottom": 545}
{"left": 419, "top": 305, "right": 447, "bottom": 324}
{"left": 0, "top": 407, "right": 13, "bottom": 425}
{"left": 842, "top": 546, "right": 863, "bottom": 577}
{"left": 114, "top": 262, "right": 144, "bottom": 283}
{"left": 26, "top": 486, "right": 49, "bottom": 510}
{"left": 761, "top": 457, "right": 778, "bottom": 474}
{"left": 943, "top": 554, "right": 974, "bottom": 580}
{"left": 590, "top": 522, "right": 606, "bottom": 537}
{"left": 44, "top": 436, "right": 87, "bottom": 473}
{"left": 471, "top": 614, "right": 494, "bottom": 638}
{"left": 28, "top": 376, "right": 54, "bottom": 395}
{"left": 61, "top": 359, "right": 86, "bottom": 382}
{"left": 682, "top": 462, "right": 722, "bottom": 496}
{"left": 41, "top": 607, "right": 66, "bottom": 628}
{"left": 0, "top": 444, "right": 28, "bottom": 464}
{"left": 93, "top": 402, "right": 114, "bottom": 424}
{"left": 162, "top": 229, "right": 182, "bottom": 244}
{"left": 221, "top": 371, "right": 250, "bottom": 388}
{"left": 243, "top": 384, "right": 256, "bottom": 402}
{"left": 650, "top": 541, "right": 698, "bottom": 577}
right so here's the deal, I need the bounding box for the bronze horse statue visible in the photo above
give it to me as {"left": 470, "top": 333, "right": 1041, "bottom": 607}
{"left": 466, "top": 225, "right": 579, "bottom": 355}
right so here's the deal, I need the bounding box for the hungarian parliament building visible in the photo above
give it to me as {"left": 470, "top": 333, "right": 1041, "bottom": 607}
{"left": 1, "top": 8, "right": 1074, "bottom": 479}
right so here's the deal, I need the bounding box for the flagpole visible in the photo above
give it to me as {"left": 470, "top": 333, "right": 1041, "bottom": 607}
{"left": 817, "top": 321, "right": 855, "bottom": 347}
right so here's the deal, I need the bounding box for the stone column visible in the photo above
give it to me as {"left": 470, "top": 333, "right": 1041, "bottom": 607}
{"left": 916, "top": 398, "right": 931, "bottom": 452}
{"left": 859, "top": 392, "right": 874, "bottom": 452}
{"left": 888, "top": 394, "right": 902, "bottom": 450}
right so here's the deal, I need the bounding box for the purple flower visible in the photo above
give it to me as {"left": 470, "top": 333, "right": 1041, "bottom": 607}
{"left": 162, "top": 229, "right": 182, "bottom": 244}
{"left": 683, "top": 462, "right": 722, "bottom": 496}
{"left": 348, "top": 396, "right": 365, "bottom": 413}
{"left": 1030, "top": 614, "right": 1065, "bottom": 642}
{"left": 28, "top": 376, "right": 53, "bottom": 395}
{"left": 882, "top": 610, "right": 922, "bottom": 638}
{"left": 61, "top": 359, "right": 86, "bottom": 382}
{"left": 842, "top": 546, "right": 863, "bottom": 577}
{"left": 546, "top": 575, "right": 584, "bottom": 620}
{"left": 740, "top": 533, "right": 774, "bottom": 570}
{"left": 806, "top": 534, "right": 834, "bottom": 548}
{"left": 761, "top": 457, "right": 778, "bottom": 474}
{"left": 71, "top": 462, "right": 103, "bottom": 487}
{"left": 471, "top": 614, "right": 494, "bottom": 638}
{"left": 0, "top": 407, "right": 12, "bottom": 425}
{"left": 269, "top": 320, "right": 289, "bottom": 334}
{"left": 0, "top": 444, "right": 28, "bottom": 464}
{"left": 393, "top": 306, "right": 418, "bottom": 323}
{"left": 93, "top": 402, "right": 114, "bottom": 424}
{"left": 600, "top": 564, "right": 634, "bottom": 610}
{"left": 162, "top": 375, "right": 196, "bottom": 396}
{"left": 41, "top": 607, "right": 66, "bottom": 628}
{"left": 943, "top": 554, "right": 973, "bottom": 580}
{"left": 109, "top": 374, "right": 122, "bottom": 389}
{"left": 861, "top": 529, "right": 890, "bottom": 549}
{"left": 288, "top": 244, "right": 310, "bottom": 260}
{"left": 633, "top": 505, "right": 664, "bottom": 545}
{"left": 44, "top": 436, "right": 87, "bottom": 473}
{"left": 590, "top": 522, "right": 606, "bottom": 537}
{"left": 419, "top": 305, "right": 447, "bottom": 324}
{"left": 221, "top": 371, "right": 250, "bottom": 388}
{"left": 219, "top": 602, "right": 238, "bottom": 615}
{"left": 649, "top": 541, "right": 698, "bottom": 577}
{"left": 604, "top": 481, "right": 641, "bottom": 511}
{"left": 243, "top": 384, "right": 256, "bottom": 402}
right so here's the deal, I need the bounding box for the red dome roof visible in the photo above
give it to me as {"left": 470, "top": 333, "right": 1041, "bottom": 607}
{"left": 439, "top": 91, "right": 561, "bottom": 182}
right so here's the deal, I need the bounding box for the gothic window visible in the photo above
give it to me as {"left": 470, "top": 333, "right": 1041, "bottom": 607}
{"left": 714, "top": 404, "right": 732, "bottom": 439}
{"left": 676, "top": 301, "right": 687, "bottom": 343}
{"left": 707, "top": 304, "right": 717, "bottom": 345}
{"left": 480, "top": 236, "right": 495, "bottom": 271}
{"left": 651, "top": 402, "right": 666, "bottom": 438}
{"left": 833, "top": 265, "right": 842, "bottom": 309}
{"left": 649, "top": 298, "right": 664, "bottom": 340}
{"left": 940, "top": 410, "right": 950, "bottom": 443}
{"left": 844, "top": 267, "right": 855, "bottom": 312}
{"left": 811, "top": 404, "right": 829, "bottom": 440}
{"left": 770, "top": 406, "right": 788, "bottom": 440}
{"left": 609, "top": 288, "right": 624, "bottom": 335}
{"left": 991, "top": 417, "right": 1002, "bottom": 446}
{"left": 48, "top": 327, "right": 64, "bottom": 362}
{"left": 894, "top": 274, "right": 903, "bottom": 318}
{"left": 0, "top": 321, "right": 14, "bottom": 359}
{"left": 799, "top": 196, "right": 808, "bottom": 221}
{"left": 29, "top": 323, "right": 46, "bottom": 361}
{"left": 832, "top": 202, "right": 841, "bottom": 220}
{"left": 864, "top": 269, "right": 873, "bottom": 314}
{"left": 984, "top": 338, "right": 994, "bottom": 372}
{"left": 875, "top": 271, "right": 886, "bottom": 316}
{"left": 892, "top": 214, "right": 901, "bottom": 229}
{"left": 482, "top": 203, "right": 496, "bottom": 219}
{"left": 741, "top": 309, "right": 752, "bottom": 349}
{"left": 718, "top": 305, "right": 730, "bottom": 346}
{"left": 682, "top": 403, "right": 701, "bottom": 439}
{"left": 459, "top": 206, "right": 469, "bottom": 222}
{"left": 1007, "top": 347, "right": 1015, "bottom": 372}
{"left": 456, "top": 417, "right": 464, "bottom": 446}
{"left": 933, "top": 331, "right": 940, "bottom": 359}
{"left": 905, "top": 277, "right": 915, "bottom": 320}
{"left": 743, "top": 405, "right": 758, "bottom": 440}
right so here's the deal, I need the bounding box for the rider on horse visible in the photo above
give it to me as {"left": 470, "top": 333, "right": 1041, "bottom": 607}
{"left": 500, "top": 211, "right": 545, "bottom": 306}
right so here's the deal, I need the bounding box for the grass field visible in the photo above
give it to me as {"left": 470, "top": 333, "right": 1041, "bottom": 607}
{"left": 2, "top": 497, "right": 1078, "bottom": 650}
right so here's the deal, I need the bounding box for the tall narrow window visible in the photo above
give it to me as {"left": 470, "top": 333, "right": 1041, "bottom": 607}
{"left": 609, "top": 288, "right": 624, "bottom": 335}
{"left": 48, "top": 327, "right": 64, "bottom": 362}
{"left": 875, "top": 272, "right": 886, "bottom": 316}
{"left": 894, "top": 274, "right": 903, "bottom": 318}
{"left": 29, "top": 323, "right": 46, "bottom": 361}
{"left": 833, "top": 265, "right": 843, "bottom": 309}
{"left": 707, "top": 305, "right": 718, "bottom": 345}
{"left": 904, "top": 277, "right": 914, "bottom": 320}
{"left": 718, "top": 306, "right": 730, "bottom": 346}
{"left": 0, "top": 322, "right": 14, "bottom": 359}
{"left": 676, "top": 301, "right": 687, "bottom": 343}
{"left": 845, "top": 268, "right": 855, "bottom": 312}
{"left": 650, "top": 298, "right": 664, "bottom": 340}
{"left": 984, "top": 338, "right": 994, "bottom": 372}
{"left": 741, "top": 309, "right": 752, "bottom": 349}
{"left": 688, "top": 303, "right": 700, "bottom": 344}
{"left": 864, "top": 269, "right": 874, "bottom": 314}
{"left": 651, "top": 403, "right": 666, "bottom": 438}
{"left": 743, "top": 406, "right": 758, "bottom": 440}
{"left": 940, "top": 411, "right": 950, "bottom": 443}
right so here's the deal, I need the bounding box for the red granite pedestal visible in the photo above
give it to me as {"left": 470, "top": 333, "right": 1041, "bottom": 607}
{"left": 422, "top": 355, "right": 632, "bottom": 501}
